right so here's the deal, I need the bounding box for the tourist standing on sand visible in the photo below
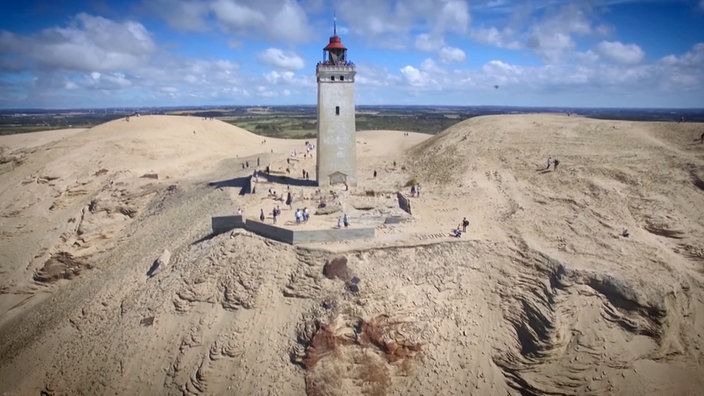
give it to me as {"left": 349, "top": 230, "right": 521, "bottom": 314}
{"left": 272, "top": 206, "right": 278, "bottom": 224}
{"left": 462, "top": 217, "right": 470, "bottom": 232}
{"left": 546, "top": 156, "right": 552, "bottom": 169}
{"left": 260, "top": 209, "right": 265, "bottom": 221}
{"left": 343, "top": 213, "right": 349, "bottom": 228}
{"left": 553, "top": 158, "right": 560, "bottom": 171}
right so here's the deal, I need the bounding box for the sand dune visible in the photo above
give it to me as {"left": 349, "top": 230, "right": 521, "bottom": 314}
{"left": 0, "top": 114, "right": 703, "bottom": 395}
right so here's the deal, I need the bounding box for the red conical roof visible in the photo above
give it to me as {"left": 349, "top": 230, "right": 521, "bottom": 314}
{"left": 324, "top": 35, "right": 346, "bottom": 50}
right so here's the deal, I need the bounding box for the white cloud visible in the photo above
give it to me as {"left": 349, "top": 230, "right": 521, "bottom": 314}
{"left": 577, "top": 50, "right": 600, "bottom": 64}
{"left": 526, "top": 32, "right": 574, "bottom": 61}
{"left": 337, "top": 0, "right": 469, "bottom": 48}
{"left": 269, "top": 0, "right": 312, "bottom": 43}
{"left": 436, "top": 0, "right": 470, "bottom": 34}
{"left": 700, "top": 0, "right": 704, "bottom": 11}
{"left": 257, "top": 48, "right": 304, "bottom": 70}
{"left": 415, "top": 37, "right": 466, "bottom": 65}
{"left": 415, "top": 33, "right": 443, "bottom": 52}
{"left": 482, "top": 60, "right": 521, "bottom": 74}
{"left": 420, "top": 58, "right": 443, "bottom": 73}
{"left": 0, "top": 13, "right": 155, "bottom": 72}
{"left": 210, "top": 0, "right": 311, "bottom": 43}
{"left": 354, "top": 64, "right": 401, "bottom": 89}
{"left": 596, "top": 41, "right": 644, "bottom": 64}
{"left": 145, "top": 0, "right": 210, "bottom": 31}
{"left": 656, "top": 43, "right": 704, "bottom": 89}
{"left": 264, "top": 70, "right": 295, "bottom": 84}
{"left": 523, "top": 4, "right": 600, "bottom": 62}
{"left": 254, "top": 85, "right": 282, "bottom": 98}
{"left": 659, "top": 43, "right": 704, "bottom": 67}
{"left": 64, "top": 72, "right": 133, "bottom": 91}
{"left": 470, "top": 27, "right": 521, "bottom": 49}
{"left": 211, "top": 0, "right": 266, "bottom": 30}
{"left": 438, "top": 46, "right": 466, "bottom": 63}
{"left": 480, "top": 60, "right": 524, "bottom": 87}
{"left": 400, "top": 65, "right": 432, "bottom": 87}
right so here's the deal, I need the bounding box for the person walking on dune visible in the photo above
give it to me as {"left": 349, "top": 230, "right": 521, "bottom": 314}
{"left": 546, "top": 156, "right": 552, "bottom": 170}
{"left": 553, "top": 158, "right": 560, "bottom": 171}
{"left": 259, "top": 209, "right": 265, "bottom": 222}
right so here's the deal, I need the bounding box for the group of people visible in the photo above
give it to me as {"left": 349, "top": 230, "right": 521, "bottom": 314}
{"left": 267, "top": 188, "right": 279, "bottom": 198}
{"left": 546, "top": 156, "right": 560, "bottom": 171}
{"left": 258, "top": 206, "right": 309, "bottom": 225}
{"left": 295, "top": 208, "right": 310, "bottom": 224}
{"left": 272, "top": 206, "right": 282, "bottom": 223}
{"left": 337, "top": 213, "right": 350, "bottom": 228}
{"left": 453, "top": 217, "right": 470, "bottom": 237}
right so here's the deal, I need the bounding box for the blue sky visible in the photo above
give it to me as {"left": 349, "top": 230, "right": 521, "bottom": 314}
{"left": 1, "top": 0, "right": 703, "bottom": 109}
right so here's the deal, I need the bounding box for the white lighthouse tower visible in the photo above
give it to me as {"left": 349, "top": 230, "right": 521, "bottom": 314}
{"left": 316, "top": 19, "right": 357, "bottom": 187}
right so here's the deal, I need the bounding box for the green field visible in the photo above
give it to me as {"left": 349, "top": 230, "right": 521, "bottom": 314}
{"left": 217, "top": 107, "right": 468, "bottom": 137}
{"left": 0, "top": 106, "right": 474, "bottom": 137}
{"left": 0, "top": 113, "right": 121, "bottom": 135}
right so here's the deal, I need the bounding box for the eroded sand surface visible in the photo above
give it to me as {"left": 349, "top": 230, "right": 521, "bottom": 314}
{"left": 1, "top": 114, "right": 703, "bottom": 395}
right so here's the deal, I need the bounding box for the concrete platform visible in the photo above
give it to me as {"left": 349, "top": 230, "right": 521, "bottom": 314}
{"left": 211, "top": 215, "right": 375, "bottom": 245}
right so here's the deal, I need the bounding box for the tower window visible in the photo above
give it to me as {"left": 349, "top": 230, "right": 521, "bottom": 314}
{"left": 340, "top": 76, "right": 344, "bottom": 81}
{"left": 331, "top": 76, "right": 335, "bottom": 81}
{"left": 335, "top": 106, "right": 340, "bottom": 115}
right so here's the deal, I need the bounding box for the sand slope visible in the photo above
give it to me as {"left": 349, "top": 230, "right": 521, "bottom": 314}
{"left": 0, "top": 114, "right": 703, "bottom": 395}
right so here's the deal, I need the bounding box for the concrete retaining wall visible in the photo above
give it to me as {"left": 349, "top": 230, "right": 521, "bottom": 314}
{"left": 244, "top": 220, "right": 296, "bottom": 244}
{"left": 210, "top": 215, "right": 375, "bottom": 245}
{"left": 211, "top": 215, "right": 245, "bottom": 235}
{"left": 291, "top": 227, "right": 375, "bottom": 244}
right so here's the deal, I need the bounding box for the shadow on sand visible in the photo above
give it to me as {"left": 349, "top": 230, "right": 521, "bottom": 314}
{"left": 146, "top": 259, "right": 163, "bottom": 277}
{"left": 208, "top": 172, "right": 317, "bottom": 196}
{"left": 208, "top": 175, "right": 251, "bottom": 195}
{"left": 261, "top": 172, "right": 318, "bottom": 188}
{"left": 191, "top": 231, "right": 223, "bottom": 245}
